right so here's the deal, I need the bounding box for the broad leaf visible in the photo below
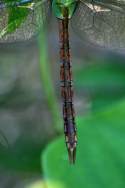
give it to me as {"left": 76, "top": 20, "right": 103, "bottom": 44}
{"left": 42, "top": 99, "right": 125, "bottom": 188}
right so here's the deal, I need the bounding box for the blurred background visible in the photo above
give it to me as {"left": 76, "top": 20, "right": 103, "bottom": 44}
{"left": 0, "top": 9, "right": 125, "bottom": 188}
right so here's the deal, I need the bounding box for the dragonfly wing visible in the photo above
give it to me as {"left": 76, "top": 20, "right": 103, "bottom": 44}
{"left": 0, "top": 0, "right": 51, "bottom": 42}
{"left": 71, "top": 0, "right": 125, "bottom": 49}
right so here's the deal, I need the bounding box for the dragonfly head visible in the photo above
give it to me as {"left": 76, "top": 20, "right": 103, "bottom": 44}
{"left": 52, "top": 0, "right": 78, "bottom": 19}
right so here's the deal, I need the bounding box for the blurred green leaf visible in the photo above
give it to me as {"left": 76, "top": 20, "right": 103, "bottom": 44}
{"left": 74, "top": 62, "right": 125, "bottom": 111}
{"left": 75, "top": 62, "right": 125, "bottom": 94}
{"left": 0, "top": 141, "right": 45, "bottom": 172}
{"left": 42, "top": 99, "right": 125, "bottom": 188}
{"left": 90, "top": 95, "right": 125, "bottom": 112}
{"left": 25, "top": 180, "right": 46, "bottom": 188}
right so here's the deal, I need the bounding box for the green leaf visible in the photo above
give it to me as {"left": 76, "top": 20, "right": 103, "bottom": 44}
{"left": 0, "top": 4, "right": 29, "bottom": 37}
{"left": 42, "top": 99, "right": 125, "bottom": 188}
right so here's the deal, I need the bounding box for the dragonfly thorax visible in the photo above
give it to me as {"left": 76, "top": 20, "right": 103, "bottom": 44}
{"left": 52, "top": 0, "right": 77, "bottom": 19}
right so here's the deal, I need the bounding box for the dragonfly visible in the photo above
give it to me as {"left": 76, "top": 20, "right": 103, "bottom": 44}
{"left": 0, "top": 0, "right": 125, "bottom": 164}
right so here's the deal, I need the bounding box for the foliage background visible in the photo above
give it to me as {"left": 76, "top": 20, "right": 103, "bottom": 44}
{"left": 0, "top": 11, "right": 125, "bottom": 188}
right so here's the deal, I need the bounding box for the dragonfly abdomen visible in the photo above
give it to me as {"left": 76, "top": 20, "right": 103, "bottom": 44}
{"left": 58, "top": 16, "right": 77, "bottom": 164}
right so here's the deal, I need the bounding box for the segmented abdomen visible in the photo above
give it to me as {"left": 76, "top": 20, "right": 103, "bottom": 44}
{"left": 58, "top": 18, "right": 77, "bottom": 163}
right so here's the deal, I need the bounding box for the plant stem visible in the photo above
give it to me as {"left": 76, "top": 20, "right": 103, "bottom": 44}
{"left": 38, "top": 29, "right": 63, "bottom": 134}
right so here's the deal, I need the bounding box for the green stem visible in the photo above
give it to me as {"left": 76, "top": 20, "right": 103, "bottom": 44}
{"left": 38, "top": 29, "right": 63, "bottom": 134}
